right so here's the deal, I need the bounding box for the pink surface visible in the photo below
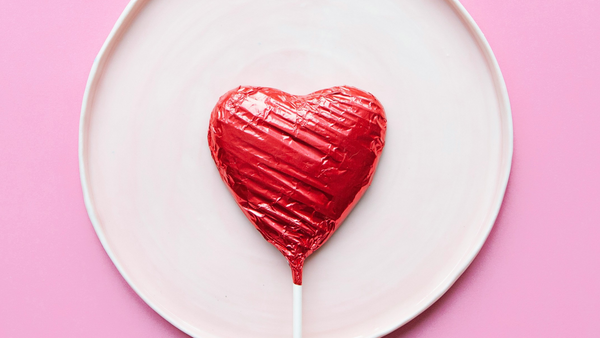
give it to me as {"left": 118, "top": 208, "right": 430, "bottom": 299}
{"left": 0, "top": 0, "right": 598, "bottom": 337}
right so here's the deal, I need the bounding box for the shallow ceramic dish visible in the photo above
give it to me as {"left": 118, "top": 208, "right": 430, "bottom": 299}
{"left": 79, "top": 0, "right": 512, "bottom": 337}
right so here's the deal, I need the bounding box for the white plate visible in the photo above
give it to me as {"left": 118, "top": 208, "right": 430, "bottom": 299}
{"left": 79, "top": 0, "right": 512, "bottom": 337}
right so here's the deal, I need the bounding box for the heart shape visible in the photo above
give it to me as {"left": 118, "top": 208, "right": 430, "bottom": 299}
{"left": 208, "top": 86, "right": 386, "bottom": 284}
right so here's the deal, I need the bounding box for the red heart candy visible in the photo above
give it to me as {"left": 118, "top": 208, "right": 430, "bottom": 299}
{"left": 208, "top": 86, "right": 386, "bottom": 285}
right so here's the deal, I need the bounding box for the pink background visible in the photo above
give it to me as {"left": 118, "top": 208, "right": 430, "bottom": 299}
{"left": 1, "top": 0, "right": 599, "bottom": 337}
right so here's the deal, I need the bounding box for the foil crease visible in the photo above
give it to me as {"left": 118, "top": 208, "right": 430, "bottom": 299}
{"left": 208, "top": 86, "right": 387, "bottom": 285}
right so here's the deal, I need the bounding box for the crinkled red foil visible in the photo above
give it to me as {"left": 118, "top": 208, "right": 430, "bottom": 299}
{"left": 208, "top": 86, "right": 386, "bottom": 285}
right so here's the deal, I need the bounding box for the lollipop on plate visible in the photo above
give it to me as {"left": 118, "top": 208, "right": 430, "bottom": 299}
{"left": 208, "top": 85, "right": 386, "bottom": 338}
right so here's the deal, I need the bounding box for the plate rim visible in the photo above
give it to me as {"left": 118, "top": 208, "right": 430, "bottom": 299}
{"left": 78, "top": 0, "right": 513, "bottom": 337}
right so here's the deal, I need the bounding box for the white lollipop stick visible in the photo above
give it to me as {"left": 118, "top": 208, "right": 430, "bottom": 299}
{"left": 293, "top": 284, "right": 302, "bottom": 338}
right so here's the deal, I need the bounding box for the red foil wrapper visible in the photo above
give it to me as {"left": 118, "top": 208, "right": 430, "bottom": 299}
{"left": 208, "top": 86, "right": 386, "bottom": 285}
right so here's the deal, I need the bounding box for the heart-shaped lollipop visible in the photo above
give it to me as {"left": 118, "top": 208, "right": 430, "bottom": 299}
{"left": 208, "top": 86, "right": 386, "bottom": 285}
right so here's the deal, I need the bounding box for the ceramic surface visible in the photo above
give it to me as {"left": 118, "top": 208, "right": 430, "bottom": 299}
{"left": 80, "top": 0, "right": 512, "bottom": 337}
